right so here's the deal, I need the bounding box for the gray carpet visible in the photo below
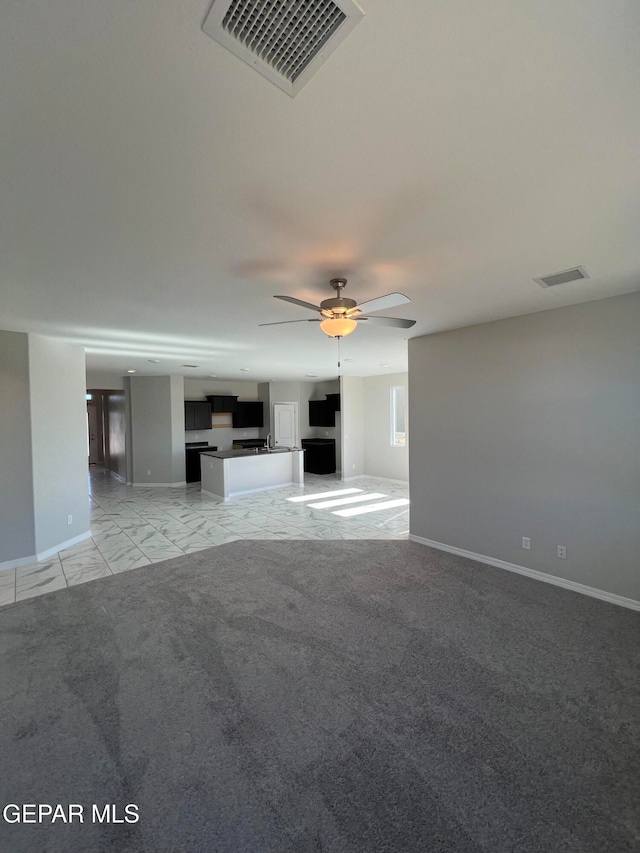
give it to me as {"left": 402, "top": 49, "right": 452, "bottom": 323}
{"left": 0, "top": 541, "right": 638, "bottom": 853}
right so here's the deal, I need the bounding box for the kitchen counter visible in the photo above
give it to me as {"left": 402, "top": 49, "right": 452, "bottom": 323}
{"left": 200, "top": 448, "right": 304, "bottom": 501}
{"left": 201, "top": 448, "right": 291, "bottom": 460}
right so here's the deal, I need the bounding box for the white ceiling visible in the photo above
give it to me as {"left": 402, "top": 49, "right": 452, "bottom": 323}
{"left": 1, "top": 0, "right": 639, "bottom": 381}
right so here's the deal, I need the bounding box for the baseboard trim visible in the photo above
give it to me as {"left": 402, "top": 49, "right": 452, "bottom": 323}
{"left": 409, "top": 534, "right": 640, "bottom": 612}
{"left": 202, "top": 481, "right": 297, "bottom": 502}
{"left": 131, "top": 481, "right": 187, "bottom": 488}
{"left": 341, "top": 474, "right": 408, "bottom": 486}
{"left": 0, "top": 531, "right": 92, "bottom": 571}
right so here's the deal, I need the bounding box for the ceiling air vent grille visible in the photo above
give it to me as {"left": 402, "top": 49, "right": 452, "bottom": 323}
{"left": 534, "top": 266, "right": 589, "bottom": 288}
{"left": 202, "top": 0, "right": 364, "bottom": 97}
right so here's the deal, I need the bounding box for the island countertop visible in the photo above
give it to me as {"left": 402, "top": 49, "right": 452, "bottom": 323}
{"left": 200, "top": 448, "right": 300, "bottom": 460}
{"left": 200, "top": 448, "right": 304, "bottom": 500}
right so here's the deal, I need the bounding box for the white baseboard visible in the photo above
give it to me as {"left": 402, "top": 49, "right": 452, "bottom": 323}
{"left": 409, "top": 534, "right": 640, "bottom": 612}
{"left": 358, "top": 474, "right": 409, "bottom": 486}
{"left": 341, "top": 474, "right": 408, "bottom": 486}
{"left": 131, "top": 481, "right": 187, "bottom": 488}
{"left": 202, "top": 481, "right": 297, "bottom": 502}
{"left": 0, "top": 531, "right": 92, "bottom": 572}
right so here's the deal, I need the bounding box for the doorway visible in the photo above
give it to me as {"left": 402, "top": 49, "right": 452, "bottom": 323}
{"left": 87, "top": 400, "right": 103, "bottom": 465}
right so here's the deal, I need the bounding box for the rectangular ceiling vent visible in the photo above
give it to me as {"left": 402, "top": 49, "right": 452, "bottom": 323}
{"left": 202, "top": 0, "right": 364, "bottom": 97}
{"left": 534, "top": 266, "right": 590, "bottom": 289}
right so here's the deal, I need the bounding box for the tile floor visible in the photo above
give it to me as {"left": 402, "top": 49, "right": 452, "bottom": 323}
{"left": 0, "top": 468, "right": 409, "bottom": 607}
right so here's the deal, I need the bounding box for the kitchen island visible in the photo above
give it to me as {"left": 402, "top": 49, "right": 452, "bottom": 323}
{"left": 200, "top": 448, "right": 304, "bottom": 501}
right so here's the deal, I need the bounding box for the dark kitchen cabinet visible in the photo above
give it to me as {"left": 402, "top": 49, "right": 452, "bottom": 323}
{"left": 325, "top": 393, "right": 340, "bottom": 412}
{"left": 185, "top": 444, "right": 217, "bottom": 482}
{"left": 206, "top": 395, "right": 238, "bottom": 413}
{"left": 184, "top": 400, "right": 211, "bottom": 431}
{"left": 309, "top": 399, "right": 335, "bottom": 427}
{"left": 232, "top": 401, "right": 264, "bottom": 428}
{"left": 301, "top": 439, "right": 336, "bottom": 474}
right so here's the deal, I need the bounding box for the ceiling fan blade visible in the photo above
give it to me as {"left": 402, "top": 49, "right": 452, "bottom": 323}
{"left": 259, "top": 319, "right": 321, "bottom": 326}
{"left": 357, "top": 316, "right": 416, "bottom": 328}
{"left": 274, "top": 295, "right": 322, "bottom": 312}
{"left": 356, "top": 292, "right": 411, "bottom": 314}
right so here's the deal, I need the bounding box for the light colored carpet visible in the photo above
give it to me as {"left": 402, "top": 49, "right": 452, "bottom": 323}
{"left": 0, "top": 540, "right": 638, "bottom": 852}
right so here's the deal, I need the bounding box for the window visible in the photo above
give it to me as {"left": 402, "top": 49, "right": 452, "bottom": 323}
{"left": 390, "top": 386, "right": 406, "bottom": 447}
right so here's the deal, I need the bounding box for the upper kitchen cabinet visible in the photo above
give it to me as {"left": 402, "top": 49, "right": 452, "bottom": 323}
{"left": 309, "top": 400, "right": 335, "bottom": 428}
{"left": 206, "top": 395, "right": 238, "bottom": 413}
{"left": 325, "top": 393, "right": 340, "bottom": 412}
{"left": 184, "top": 400, "right": 211, "bottom": 431}
{"left": 232, "top": 401, "right": 264, "bottom": 429}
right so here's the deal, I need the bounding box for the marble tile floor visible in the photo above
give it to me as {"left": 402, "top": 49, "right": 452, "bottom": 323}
{"left": 0, "top": 469, "right": 409, "bottom": 608}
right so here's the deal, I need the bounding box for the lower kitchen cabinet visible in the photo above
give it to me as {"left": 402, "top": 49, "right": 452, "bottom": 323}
{"left": 301, "top": 439, "right": 336, "bottom": 474}
{"left": 185, "top": 445, "right": 217, "bottom": 482}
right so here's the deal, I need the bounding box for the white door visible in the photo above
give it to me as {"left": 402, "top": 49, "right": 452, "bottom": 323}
{"left": 273, "top": 403, "right": 298, "bottom": 448}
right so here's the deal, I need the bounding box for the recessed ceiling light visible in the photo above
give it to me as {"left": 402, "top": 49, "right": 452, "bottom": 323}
{"left": 380, "top": 364, "right": 389, "bottom": 368}
{"left": 240, "top": 368, "right": 250, "bottom": 372}
{"left": 182, "top": 364, "right": 199, "bottom": 368}
{"left": 148, "top": 359, "right": 160, "bottom": 363}
{"left": 343, "top": 358, "right": 353, "bottom": 362}
{"left": 127, "top": 369, "right": 136, "bottom": 374}
{"left": 208, "top": 374, "right": 217, "bottom": 378}
{"left": 306, "top": 374, "right": 318, "bottom": 378}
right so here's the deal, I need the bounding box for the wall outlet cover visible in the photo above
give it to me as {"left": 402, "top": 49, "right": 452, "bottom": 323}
{"left": 522, "top": 537, "right": 530, "bottom": 550}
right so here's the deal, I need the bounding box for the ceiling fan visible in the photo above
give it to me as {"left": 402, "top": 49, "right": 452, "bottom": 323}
{"left": 259, "top": 278, "right": 417, "bottom": 338}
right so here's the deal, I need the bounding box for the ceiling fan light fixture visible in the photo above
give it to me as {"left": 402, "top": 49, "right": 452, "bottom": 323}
{"left": 320, "top": 317, "right": 357, "bottom": 338}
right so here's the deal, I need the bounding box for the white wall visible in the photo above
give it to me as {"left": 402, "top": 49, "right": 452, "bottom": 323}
{"left": 341, "top": 375, "right": 365, "bottom": 479}
{"left": 0, "top": 331, "right": 36, "bottom": 564}
{"left": 363, "top": 372, "right": 409, "bottom": 482}
{"left": 408, "top": 291, "right": 640, "bottom": 604}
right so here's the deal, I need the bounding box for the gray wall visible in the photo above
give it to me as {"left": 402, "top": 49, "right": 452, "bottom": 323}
{"left": 0, "top": 331, "right": 36, "bottom": 564}
{"left": 130, "top": 375, "right": 185, "bottom": 485}
{"left": 85, "top": 370, "right": 126, "bottom": 390}
{"left": 408, "top": 291, "right": 640, "bottom": 602}
{"left": 28, "top": 336, "right": 90, "bottom": 553}
{"left": 363, "top": 372, "right": 409, "bottom": 482}
{"left": 341, "top": 376, "right": 365, "bottom": 478}
{"left": 170, "top": 375, "right": 185, "bottom": 483}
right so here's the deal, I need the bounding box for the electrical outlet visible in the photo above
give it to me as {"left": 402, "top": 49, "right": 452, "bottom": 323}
{"left": 67, "top": 515, "right": 73, "bottom": 525}
{"left": 352, "top": 464, "right": 356, "bottom": 470}
{"left": 557, "top": 545, "right": 567, "bottom": 559}
{"left": 522, "top": 537, "right": 530, "bottom": 550}
{"left": 146, "top": 469, "right": 151, "bottom": 476}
